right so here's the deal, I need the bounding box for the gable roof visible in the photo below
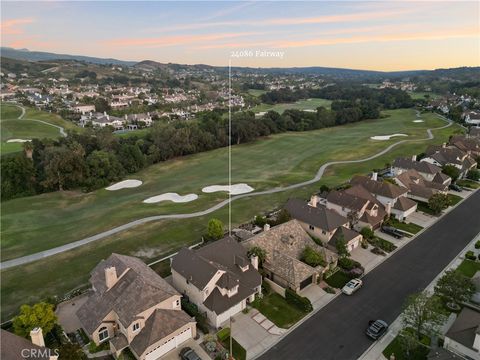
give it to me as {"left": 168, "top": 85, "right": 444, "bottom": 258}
{"left": 285, "top": 198, "right": 348, "bottom": 232}
{"left": 129, "top": 309, "right": 193, "bottom": 357}
{"left": 445, "top": 307, "right": 480, "bottom": 352}
{"left": 77, "top": 254, "right": 179, "bottom": 334}
{"left": 171, "top": 237, "right": 262, "bottom": 315}
{"left": 0, "top": 330, "right": 53, "bottom": 360}
{"left": 328, "top": 226, "right": 361, "bottom": 248}
{"left": 393, "top": 196, "right": 417, "bottom": 211}
{"left": 351, "top": 175, "right": 408, "bottom": 199}
{"left": 326, "top": 190, "right": 369, "bottom": 212}
{"left": 393, "top": 157, "right": 441, "bottom": 175}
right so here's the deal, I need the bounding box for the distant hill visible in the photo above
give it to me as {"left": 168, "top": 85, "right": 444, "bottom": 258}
{"left": 0, "top": 47, "right": 136, "bottom": 66}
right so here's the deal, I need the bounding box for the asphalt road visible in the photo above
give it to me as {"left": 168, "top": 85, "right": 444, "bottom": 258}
{"left": 259, "top": 190, "right": 480, "bottom": 360}
{"left": 0, "top": 113, "right": 452, "bottom": 269}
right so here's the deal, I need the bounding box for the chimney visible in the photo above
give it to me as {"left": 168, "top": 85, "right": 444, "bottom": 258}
{"left": 263, "top": 223, "right": 270, "bottom": 232}
{"left": 385, "top": 202, "right": 392, "bottom": 215}
{"left": 371, "top": 172, "right": 378, "bottom": 181}
{"left": 411, "top": 155, "right": 417, "bottom": 161}
{"left": 104, "top": 111, "right": 107, "bottom": 116}
{"left": 105, "top": 266, "right": 118, "bottom": 289}
{"left": 442, "top": 142, "right": 446, "bottom": 148}
{"left": 30, "top": 327, "right": 45, "bottom": 347}
{"left": 251, "top": 255, "right": 259, "bottom": 270}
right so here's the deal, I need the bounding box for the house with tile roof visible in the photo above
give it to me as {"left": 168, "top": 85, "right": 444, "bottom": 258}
{"left": 350, "top": 175, "right": 417, "bottom": 221}
{"left": 285, "top": 198, "right": 363, "bottom": 252}
{"left": 243, "top": 220, "right": 338, "bottom": 293}
{"left": 443, "top": 306, "right": 480, "bottom": 359}
{"left": 394, "top": 169, "right": 449, "bottom": 203}
{"left": 449, "top": 134, "right": 480, "bottom": 158}
{"left": 0, "top": 328, "right": 57, "bottom": 360}
{"left": 392, "top": 156, "right": 447, "bottom": 183}
{"left": 76, "top": 253, "right": 196, "bottom": 360}
{"left": 171, "top": 237, "right": 262, "bottom": 328}
{"left": 422, "top": 145, "right": 477, "bottom": 178}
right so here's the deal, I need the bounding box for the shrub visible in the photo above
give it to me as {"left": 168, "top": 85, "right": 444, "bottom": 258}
{"left": 253, "top": 215, "right": 267, "bottom": 227}
{"left": 285, "top": 288, "right": 313, "bottom": 313}
{"left": 195, "top": 313, "right": 209, "bottom": 334}
{"left": 261, "top": 280, "right": 271, "bottom": 295}
{"left": 360, "top": 227, "right": 374, "bottom": 240}
{"left": 371, "top": 247, "right": 386, "bottom": 256}
{"left": 301, "top": 246, "right": 327, "bottom": 267}
{"left": 475, "top": 241, "right": 480, "bottom": 249}
{"left": 216, "top": 328, "right": 230, "bottom": 342}
{"left": 465, "top": 251, "right": 477, "bottom": 261}
{"left": 338, "top": 257, "right": 362, "bottom": 271}
{"left": 181, "top": 298, "right": 199, "bottom": 317}
{"left": 323, "top": 286, "right": 336, "bottom": 294}
{"left": 467, "top": 169, "right": 480, "bottom": 181}
{"left": 367, "top": 237, "right": 397, "bottom": 252}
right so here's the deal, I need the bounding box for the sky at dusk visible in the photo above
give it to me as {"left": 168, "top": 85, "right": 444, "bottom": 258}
{"left": 1, "top": 1, "right": 479, "bottom": 71}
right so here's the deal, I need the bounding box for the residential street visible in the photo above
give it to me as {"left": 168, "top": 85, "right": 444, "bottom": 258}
{"left": 259, "top": 190, "right": 480, "bottom": 360}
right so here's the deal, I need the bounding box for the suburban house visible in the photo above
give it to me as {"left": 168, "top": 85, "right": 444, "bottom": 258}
{"left": 313, "top": 189, "right": 386, "bottom": 231}
{"left": 73, "top": 104, "right": 96, "bottom": 113}
{"left": 443, "top": 307, "right": 480, "bottom": 359}
{"left": 422, "top": 145, "right": 477, "bottom": 178}
{"left": 285, "top": 198, "right": 363, "bottom": 251}
{"left": 79, "top": 112, "right": 125, "bottom": 130}
{"left": 125, "top": 113, "right": 153, "bottom": 127}
{"left": 449, "top": 134, "right": 480, "bottom": 158}
{"left": 350, "top": 175, "right": 417, "bottom": 221}
{"left": 171, "top": 237, "right": 262, "bottom": 328}
{"left": 394, "top": 169, "right": 449, "bottom": 203}
{"left": 76, "top": 253, "right": 196, "bottom": 360}
{"left": 391, "top": 156, "right": 449, "bottom": 183}
{"left": 463, "top": 110, "right": 480, "bottom": 126}
{"left": 1, "top": 328, "right": 58, "bottom": 360}
{"left": 243, "top": 220, "right": 338, "bottom": 293}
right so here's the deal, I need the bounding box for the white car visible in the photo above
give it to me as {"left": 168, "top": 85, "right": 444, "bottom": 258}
{"left": 342, "top": 278, "right": 363, "bottom": 295}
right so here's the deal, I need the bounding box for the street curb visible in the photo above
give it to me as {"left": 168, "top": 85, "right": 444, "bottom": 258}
{"left": 252, "top": 188, "right": 478, "bottom": 360}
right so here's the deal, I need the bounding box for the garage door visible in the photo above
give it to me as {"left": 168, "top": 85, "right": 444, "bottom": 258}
{"left": 299, "top": 275, "right": 313, "bottom": 290}
{"left": 145, "top": 327, "right": 192, "bottom": 360}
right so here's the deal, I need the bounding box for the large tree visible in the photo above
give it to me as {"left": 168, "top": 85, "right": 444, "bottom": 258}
{"left": 401, "top": 292, "right": 445, "bottom": 342}
{"left": 206, "top": 218, "right": 224, "bottom": 241}
{"left": 434, "top": 269, "right": 475, "bottom": 306}
{"left": 442, "top": 165, "right": 461, "bottom": 182}
{"left": 1, "top": 153, "right": 36, "bottom": 200}
{"left": 428, "top": 193, "right": 450, "bottom": 215}
{"left": 13, "top": 302, "right": 57, "bottom": 338}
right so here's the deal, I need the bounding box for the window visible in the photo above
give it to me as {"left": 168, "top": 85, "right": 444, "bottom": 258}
{"left": 175, "top": 299, "right": 180, "bottom": 307}
{"left": 98, "top": 327, "right": 109, "bottom": 342}
{"left": 132, "top": 323, "right": 140, "bottom": 332}
{"left": 309, "top": 225, "right": 314, "bottom": 230}
{"left": 322, "top": 230, "right": 326, "bottom": 235}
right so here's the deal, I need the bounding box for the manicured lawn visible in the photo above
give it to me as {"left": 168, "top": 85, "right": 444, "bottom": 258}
{"left": 447, "top": 194, "right": 463, "bottom": 206}
{"left": 247, "top": 89, "right": 267, "bottom": 97}
{"left": 415, "top": 201, "right": 438, "bottom": 216}
{"left": 383, "top": 331, "right": 430, "bottom": 360}
{"left": 407, "top": 91, "right": 442, "bottom": 100}
{"left": 367, "top": 236, "right": 397, "bottom": 252}
{"left": 0, "top": 109, "right": 464, "bottom": 320}
{"left": 324, "top": 270, "right": 351, "bottom": 288}
{"left": 456, "top": 259, "right": 480, "bottom": 278}
{"left": 250, "top": 98, "right": 332, "bottom": 113}
{"left": 252, "top": 293, "right": 306, "bottom": 328}
{"left": 388, "top": 218, "right": 423, "bottom": 234}
{"left": 457, "top": 179, "right": 480, "bottom": 189}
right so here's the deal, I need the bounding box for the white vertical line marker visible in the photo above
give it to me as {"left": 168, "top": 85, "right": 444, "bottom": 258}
{"left": 228, "top": 59, "right": 232, "bottom": 236}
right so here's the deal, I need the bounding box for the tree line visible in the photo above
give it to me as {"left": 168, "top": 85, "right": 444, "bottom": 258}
{"left": 260, "top": 84, "right": 414, "bottom": 109}
{"left": 2, "top": 102, "right": 399, "bottom": 201}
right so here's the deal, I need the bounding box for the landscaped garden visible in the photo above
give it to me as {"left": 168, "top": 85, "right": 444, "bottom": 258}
{"left": 387, "top": 218, "right": 423, "bottom": 234}
{"left": 456, "top": 259, "right": 480, "bottom": 278}
{"left": 457, "top": 179, "right": 480, "bottom": 189}
{"left": 324, "top": 270, "right": 351, "bottom": 289}
{"left": 383, "top": 329, "right": 431, "bottom": 360}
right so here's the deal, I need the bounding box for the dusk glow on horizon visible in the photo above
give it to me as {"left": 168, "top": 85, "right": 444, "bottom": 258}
{"left": 1, "top": 1, "right": 479, "bottom": 71}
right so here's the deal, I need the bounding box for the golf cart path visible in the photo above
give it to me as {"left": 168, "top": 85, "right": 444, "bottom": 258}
{"left": 12, "top": 104, "right": 67, "bottom": 137}
{"left": 0, "top": 113, "right": 453, "bottom": 270}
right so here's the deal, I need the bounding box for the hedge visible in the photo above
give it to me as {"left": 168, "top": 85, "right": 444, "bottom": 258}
{"left": 285, "top": 288, "right": 313, "bottom": 313}
{"left": 181, "top": 298, "right": 199, "bottom": 317}
{"left": 465, "top": 251, "right": 477, "bottom": 261}
{"left": 338, "top": 257, "right": 362, "bottom": 271}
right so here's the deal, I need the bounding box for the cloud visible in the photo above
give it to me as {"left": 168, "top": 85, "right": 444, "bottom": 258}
{"left": 1, "top": 18, "right": 34, "bottom": 35}
{"left": 104, "top": 31, "right": 261, "bottom": 48}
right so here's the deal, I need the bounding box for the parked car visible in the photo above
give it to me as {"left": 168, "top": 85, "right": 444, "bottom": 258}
{"left": 381, "top": 226, "right": 404, "bottom": 239}
{"left": 449, "top": 183, "right": 462, "bottom": 192}
{"left": 366, "top": 320, "right": 389, "bottom": 340}
{"left": 180, "top": 347, "right": 201, "bottom": 360}
{"left": 342, "top": 278, "right": 363, "bottom": 295}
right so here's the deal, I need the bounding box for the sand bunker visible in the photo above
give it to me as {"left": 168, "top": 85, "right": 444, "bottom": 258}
{"left": 413, "top": 120, "right": 424, "bottom": 123}
{"left": 106, "top": 179, "right": 142, "bottom": 191}
{"left": 6, "top": 139, "right": 31, "bottom": 143}
{"left": 202, "top": 184, "right": 254, "bottom": 195}
{"left": 370, "top": 134, "right": 408, "bottom": 141}
{"left": 143, "top": 193, "right": 198, "bottom": 203}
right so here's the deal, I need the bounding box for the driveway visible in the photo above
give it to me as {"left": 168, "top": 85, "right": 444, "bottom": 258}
{"left": 259, "top": 190, "right": 480, "bottom": 360}
{"left": 350, "top": 246, "right": 383, "bottom": 273}
{"left": 56, "top": 294, "right": 89, "bottom": 333}
{"left": 408, "top": 211, "right": 437, "bottom": 228}
{"left": 161, "top": 339, "right": 210, "bottom": 360}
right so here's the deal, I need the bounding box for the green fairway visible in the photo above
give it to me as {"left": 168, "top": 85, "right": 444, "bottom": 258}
{"left": 0, "top": 108, "right": 464, "bottom": 320}
{"left": 247, "top": 89, "right": 267, "bottom": 97}
{"left": 407, "top": 91, "right": 442, "bottom": 100}
{"left": 1, "top": 103, "right": 82, "bottom": 154}
{"left": 250, "top": 98, "right": 332, "bottom": 113}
